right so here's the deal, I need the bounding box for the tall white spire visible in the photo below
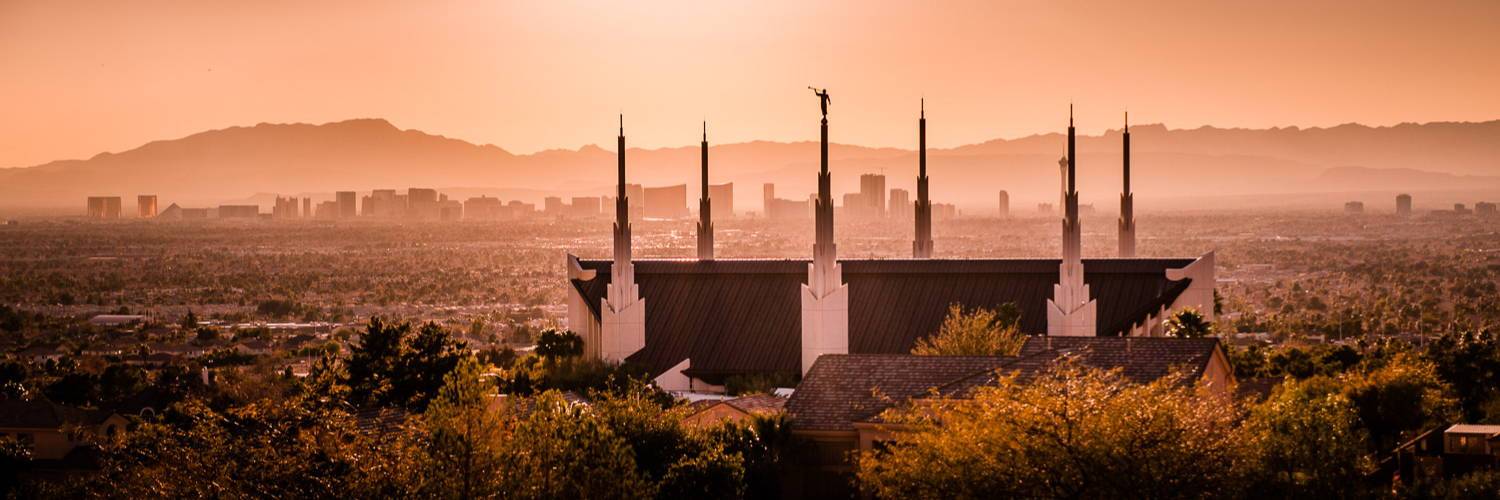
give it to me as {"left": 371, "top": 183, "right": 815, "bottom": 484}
{"left": 1048, "top": 105, "right": 1097, "bottom": 336}
{"left": 802, "top": 89, "right": 848, "bottom": 374}
{"left": 602, "top": 114, "right": 645, "bottom": 361}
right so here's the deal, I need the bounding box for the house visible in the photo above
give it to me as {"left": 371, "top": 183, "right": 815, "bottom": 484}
{"left": 682, "top": 394, "right": 786, "bottom": 428}
{"left": 235, "top": 340, "right": 273, "bottom": 356}
{"left": 17, "top": 343, "right": 65, "bottom": 363}
{"left": 0, "top": 399, "right": 128, "bottom": 461}
{"left": 87, "top": 314, "right": 147, "bottom": 327}
{"left": 782, "top": 336, "right": 1233, "bottom": 496}
{"left": 1443, "top": 424, "right": 1500, "bottom": 456}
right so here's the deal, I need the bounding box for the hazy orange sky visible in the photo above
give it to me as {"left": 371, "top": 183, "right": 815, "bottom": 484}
{"left": 2, "top": 0, "right": 1499, "bottom": 168}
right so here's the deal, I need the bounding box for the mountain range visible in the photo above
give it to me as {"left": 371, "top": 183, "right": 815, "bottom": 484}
{"left": 3, "top": 118, "right": 1499, "bottom": 214}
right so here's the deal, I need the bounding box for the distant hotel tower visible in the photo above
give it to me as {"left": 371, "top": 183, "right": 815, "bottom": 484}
{"left": 697, "top": 122, "right": 714, "bottom": 260}
{"left": 998, "top": 190, "right": 1010, "bottom": 218}
{"left": 137, "top": 195, "right": 158, "bottom": 218}
{"left": 1396, "top": 193, "right": 1412, "bottom": 217}
{"left": 1118, "top": 112, "right": 1137, "bottom": 258}
{"left": 913, "top": 99, "right": 934, "bottom": 258}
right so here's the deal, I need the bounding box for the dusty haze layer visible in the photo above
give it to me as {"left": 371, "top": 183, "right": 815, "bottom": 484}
{"left": 2, "top": 118, "right": 1498, "bottom": 215}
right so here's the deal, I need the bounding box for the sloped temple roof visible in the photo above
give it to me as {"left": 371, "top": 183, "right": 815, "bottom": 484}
{"left": 571, "top": 258, "right": 1195, "bottom": 380}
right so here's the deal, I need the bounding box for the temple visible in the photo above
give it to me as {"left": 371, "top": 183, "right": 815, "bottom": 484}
{"left": 565, "top": 104, "right": 1215, "bottom": 393}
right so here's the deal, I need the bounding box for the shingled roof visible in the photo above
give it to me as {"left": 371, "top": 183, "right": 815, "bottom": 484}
{"left": 572, "top": 258, "right": 1195, "bottom": 380}
{"left": 934, "top": 336, "right": 1227, "bottom": 398}
{"left": 786, "top": 338, "right": 1227, "bottom": 432}
{"left": 783, "top": 354, "right": 1013, "bottom": 432}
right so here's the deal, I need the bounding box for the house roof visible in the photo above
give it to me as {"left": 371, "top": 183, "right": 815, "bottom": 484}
{"left": 0, "top": 399, "right": 86, "bottom": 429}
{"left": 1446, "top": 424, "right": 1500, "bottom": 435}
{"left": 785, "top": 338, "right": 1227, "bottom": 433}
{"left": 933, "top": 336, "right": 1226, "bottom": 397}
{"left": 725, "top": 394, "right": 787, "bottom": 415}
{"left": 572, "top": 258, "right": 1196, "bottom": 380}
{"left": 783, "top": 354, "right": 1014, "bottom": 432}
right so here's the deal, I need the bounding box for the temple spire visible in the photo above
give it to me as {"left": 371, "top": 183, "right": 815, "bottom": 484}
{"left": 1119, "top": 110, "right": 1136, "bottom": 257}
{"left": 914, "top": 98, "right": 933, "bottom": 258}
{"left": 602, "top": 114, "right": 644, "bottom": 361}
{"left": 697, "top": 121, "right": 714, "bottom": 260}
{"left": 1048, "top": 104, "right": 1096, "bottom": 336}
{"left": 803, "top": 87, "right": 847, "bottom": 374}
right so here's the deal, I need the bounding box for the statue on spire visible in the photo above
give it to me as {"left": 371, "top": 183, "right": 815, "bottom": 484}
{"left": 808, "top": 87, "right": 831, "bottom": 119}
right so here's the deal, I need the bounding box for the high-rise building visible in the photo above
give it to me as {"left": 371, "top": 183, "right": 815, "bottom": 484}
{"left": 644, "top": 185, "right": 689, "bottom": 219}
{"left": 763, "top": 184, "right": 776, "bottom": 218}
{"left": 889, "top": 189, "right": 910, "bottom": 220}
{"left": 1477, "top": 202, "right": 1497, "bottom": 215}
{"left": 274, "top": 196, "right": 300, "bottom": 218}
{"left": 86, "top": 196, "right": 122, "bottom": 219}
{"left": 544, "top": 196, "right": 565, "bottom": 215}
{"left": 218, "top": 205, "right": 260, "bottom": 218}
{"left": 1454, "top": 203, "right": 1472, "bottom": 215}
{"left": 408, "top": 188, "right": 439, "bottom": 219}
{"left": 709, "top": 183, "right": 734, "bottom": 218}
{"left": 1344, "top": 201, "right": 1365, "bottom": 214}
{"left": 859, "top": 173, "right": 886, "bottom": 218}
{"left": 1396, "top": 193, "right": 1412, "bottom": 217}
{"left": 464, "top": 196, "right": 505, "bottom": 220}
{"left": 302, "top": 198, "right": 312, "bottom": 219}
{"left": 571, "top": 197, "right": 602, "bottom": 217}
{"left": 997, "top": 190, "right": 1010, "bottom": 218}
{"left": 137, "top": 195, "right": 158, "bottom": 218}
{"left": 335, "top": 191, "right": 357, "bottom": 219}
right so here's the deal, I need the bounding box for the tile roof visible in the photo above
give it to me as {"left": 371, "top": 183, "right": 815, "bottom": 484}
{"left": 0, "top": 399, "right": 86, "bottom": 429}
{"left": 783, "top": 354, "right": 1013, "bottom": 432}
{"left": 725, "top": 394, "right": 787, "bottom": 415}
{"left": 573, "top": 258, "right": 1196, "bottom": 380}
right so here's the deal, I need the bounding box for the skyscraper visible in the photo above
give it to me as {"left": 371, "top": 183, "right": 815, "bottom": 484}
{"left": 336, "top": 191, "right": 357, "bottom": 219}
{"left": 859, "top": 174, "right": 886, "bottom": 218}
{"left": 997, "top": 190, "right": 1010, "bottom": 218}
{"left": 137, "top": 195, "right": 158, "bottom": 218}
{"left": 1396, "top": 193, "right": 1412, "bottom": 217}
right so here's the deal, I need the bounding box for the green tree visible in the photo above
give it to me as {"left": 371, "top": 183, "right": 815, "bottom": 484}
{"left": 502, "top": 391, "right": 651, "bottom": 499}
{"left": 535, "top": 328, "right": 584, "bottom": 359}
{"left": 1241, "top": 378, "right": 1373, "bottom": 498}
{"left": 419, "top": 356, "right": 508, "bottom": 498}
{"left": 395, "top": 322, "right": 466, "bottom": 410}
{"left": 911, "top": 304, "right": 1025, "bottom": 356}
{"left": 1340, "top": 353, "right": 1457, "bottom": 451}
{"left": 346, "top": 317, "right": 410, "bottom": 407}
{"left": 857, "top": 363, "right": 1244, "bottom": 499}
{"left": 1164, "top": 307, "right": 1215, "bottom": 338}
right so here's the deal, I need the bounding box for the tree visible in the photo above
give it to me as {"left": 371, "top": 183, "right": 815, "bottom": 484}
{"left": 345, "top": 317, "right": 411, "bottom": 407}
{"left": 501, "top": 391, "right": 651, "bottom": 499}
{"left": 1339, "top": 353, "right": 1457, "bottom": 451}
{"left": 911, "top": 304, "right": 1025, "bottom": 356}
{"left": 535, "top": 329, "right": 584, "bottom": 359}
{"left": 419, "top": 356, "right": 508, "bottom": 498}
{"left": 395, "top": 322, "right": 466, "bottom": 410}
{"left": 1425, "top": 329, "right": 1500, "bottom": 421}
{"left": 857, "top": 363, "right": 1244, "bottom": 499}
{"left": 1241, "top": 378, "right": 1373, "bottom": 498}
{"left": 1164, "top": 307, "right": 1215, "bottom": 338}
